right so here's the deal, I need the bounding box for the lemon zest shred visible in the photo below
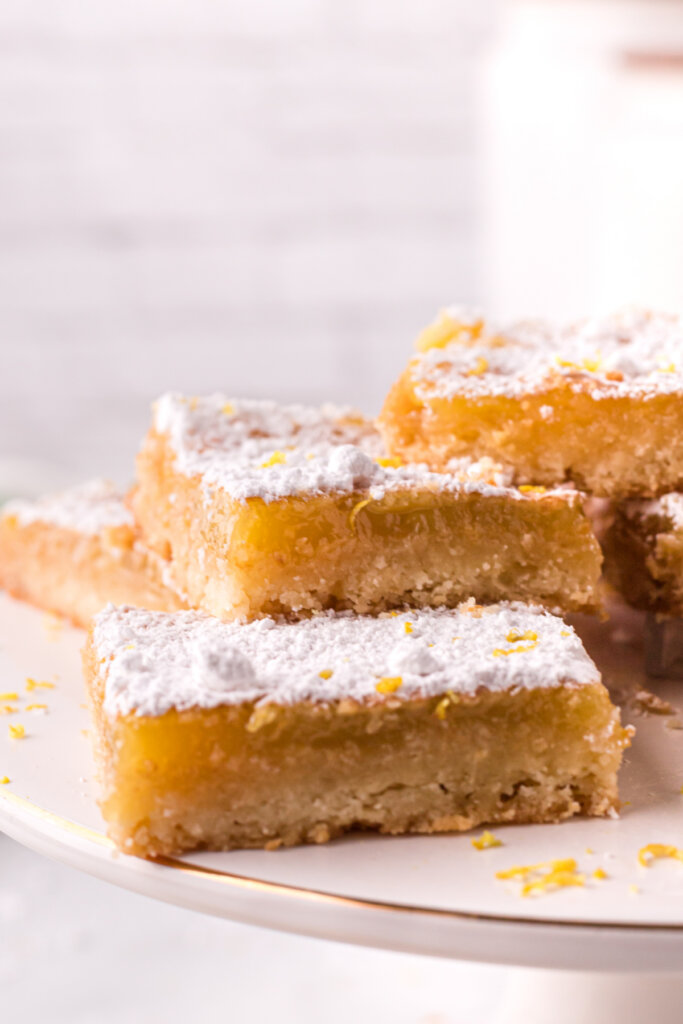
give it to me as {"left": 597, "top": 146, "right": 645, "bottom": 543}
{"left": 434, "top": 691, "right": 456, "bottom": 720}
{"left": 260, "top": 450, "right": 287, "bottom": 469}
{"left": 375, "top": 456, "right": 402, "bottom": 469}
{"left": 496, "top": 858, "right": 585, "bottom": 897}
{"left": 415, "top": 311, "right": 484, "bottom": 352}
{"left": 556, "top": 354, "right": 602, "bottom": 373}
{"left": 492, "top": 642, "right": 539, "bottom": 657}
{"left": 8, "top": 724, "right": 25, "bottom": 740}
{"left": 0, "top": 706, "right": 17, "bottom": 716}
{"left": 465, "top": 356, "right": 489, "bottom": 377}
{"left": 518, "top": 485, "right": 547, "bottom": 494}
{"left": 506, "top": 629, "right": 538, "bottom": 644}
{"left": 638, "top": 843, "right": 683, "bottom": 868}
{"left": 375, "top": 676, "right": 403, "bottom": 695}
{"left": 26, "top": 678, "right": 55, "bottom": 692}
{"left": 26, "top": 704, "right": 48, "bottom": 712}
{"left": 0, "top": 692, "right": 18, "bottom": 701}
{"left": 0, "top": 776, "right": 9, "bottom": 785}
{"left": 593, "top": 868, "right": 608, "bottom": 881}
{"left": 246, "top": 705, "right": 279, "bottom": 733}
{"left": 404, "top": 622, "right": 413, "bottom": 635}
{"left": 222, "top": 401, "right": 235, "bottom": 416}
{"left": 472, "top": 830, "right": 502, "bottom": 851}
{"left": 561, "top": 630, "right": 572, "bottom": 637}
{"left": 318, "top": 669, "right": 333, "bottom": 680}
{"left": 348, "top": 498, "right": 373, "bottom": 533}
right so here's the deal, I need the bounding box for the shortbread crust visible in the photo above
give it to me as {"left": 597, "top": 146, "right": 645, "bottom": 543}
{"left": 0, "top": 480, "right": 185, "bottom": 627}
{"left": 84, "top": 602, "right": 631, "bottom": 856}
{"left": 132, "top": 394, "right": 603, "bottom": 619}
{"left": 379, "top": 307, "right": 683, "bottom": 498}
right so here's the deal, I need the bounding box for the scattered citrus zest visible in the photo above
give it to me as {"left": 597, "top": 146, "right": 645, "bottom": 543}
{"left": 26, "top": 704, "right": 47, "bottom": 712}
{"left": 472, "top": 830, "right": 502, "bottom": 851}
{"left": 466, "top": 356, "right": 489, "bottom": 376}
{"left": 556, "top": 354, "right": 602, "bottom": 373}
{"left": 26, "top": 678, "right": 55, "bottom": 692}
{"left": 318, "top": 669, "right": 333, "bottom": 680}
{"left": 434, "top": 691, "right": 456, "bottom": 719}
{"left": 375, "top": 676, "right": 403, "bottom": 695}
{"left": 222, "top": 401, "right": 235, "bottom": 415}
{"left": 415, "top": 311, "right": 484, "bottom": 352}
{"left": 348, "top": 498, "right": 373, "bottom": 533}
{"left": 496, "top": 858, "right": 585, "bottom": 897}
{"left": 506, "top": 630, "right": 538, "bottom": 644}
{"left": 8, "top": 724, "right": 25, "bottom": 740}
{"left": 245, "top": 705, "right": 279, "bottom": 733}
{"left": 593, "top": 868, "right": 608, "bottom": 881}
{"left": 518, "top": 485, "right": 547, "bottom": 494}
{"left": 0, "top": 776, "right": 9, "bottom": 785}
{"left": 404, "top": 622, "right": 413, "bottom": 635}
{"left": 0, "top": 706, "right": 17, "bottom": 716}
{"left": 638, "top": 843, "right": 683, "bottom": 868}
{"left": 629, "top": 884, "right": 640, "bottom": 895}
{"left": 260, "top": 450, "right": 287, "bottom": 469}
{"left": 375, "top": 456, "right": 402, "bottom": 468}
{"left": 493, "top": 642, "right": 539, "bottom": 657}
{"left": 561, "top": 630, "right": 572, "bottom": 637}
{"left": 659, "top": 362, "right": 676, "bottom": 373}
{"left": 0, "top": 693, "right": 18, "bottom": 702}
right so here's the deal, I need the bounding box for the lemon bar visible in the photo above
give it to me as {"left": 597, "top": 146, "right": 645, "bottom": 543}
{"left": 379, "top": 307, "right": 683, "bottom": 498}
{"left": 84, "top": 602, "right": 631, "bottom": 856}
{"left": 0, "top": 480, "right": 186, "bottom": 627}
{"left": 131, "top": 394, "right": 603, "bottom": 619}
{"left": 603, "top": 494, "right": 683, "bottom": 616}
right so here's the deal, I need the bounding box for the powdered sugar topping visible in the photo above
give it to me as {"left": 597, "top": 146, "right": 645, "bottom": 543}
{"left": 93, "top": 602, "right": 599, "bottom": 718}
{"left": 412, "top": 307, "right": 683, "bottom": 402}
{"left": 3, "top": 479, "right": 133, "bottom": 535}
{"left": 151, "top": 393, "right": 555, "bottom": 504}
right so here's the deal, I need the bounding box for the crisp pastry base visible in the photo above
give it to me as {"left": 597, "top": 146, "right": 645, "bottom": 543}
{"left": 132, "top": 431, "right": 603, "bottom": 619}
{"left": 380, "top": 373, "right": 683, "bottom": 499}
{"left": 83, "top": 639, "right": 629, "bottom": 857}
{"left": 603, "top": 503, "right": 683, "bottom": 616}
{"left": 0, "top": 516, "right": 185, "bottom": 628}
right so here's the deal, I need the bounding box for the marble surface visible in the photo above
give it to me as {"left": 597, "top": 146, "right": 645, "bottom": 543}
{"left": 0, "top": 834, "right": 506, "bottom": 1023}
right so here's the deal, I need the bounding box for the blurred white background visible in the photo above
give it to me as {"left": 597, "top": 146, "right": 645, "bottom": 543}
{"left": 0, "top": 0, "right": 498, "bottom": 489}
{"left": 3, "top": 1, "right": 683, "bottom": 1020}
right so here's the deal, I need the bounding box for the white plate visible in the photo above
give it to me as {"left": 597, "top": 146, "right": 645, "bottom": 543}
{"left": 1, "top": 593, "right": 683, "bottom": 971}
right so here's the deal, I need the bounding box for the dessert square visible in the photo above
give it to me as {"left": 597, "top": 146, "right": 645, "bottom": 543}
{"left": 0, "top": 480, "right": 186, "bottom": 627}
{"left": 379, "top": 307, "right": 683, "bottom": 498}
{"left": 84, "top": 602, "right": 631, "bottom": 856}
{"left": 603, "top": 494, "right": 683, "bottom": 617}
{"left": 132, "top": 394, "right": 603, "bottom": 620}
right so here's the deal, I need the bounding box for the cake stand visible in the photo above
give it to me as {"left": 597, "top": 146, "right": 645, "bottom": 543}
{"left": 1, "top": 593, "right": 682, "bottom": 1022}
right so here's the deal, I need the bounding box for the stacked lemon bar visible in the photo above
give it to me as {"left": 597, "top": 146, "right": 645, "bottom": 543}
{"left": 0, "top": 479, "right": 185, "bottom": 627}
{"left": 3, "top": 307, "right": 651, "bottom": 857}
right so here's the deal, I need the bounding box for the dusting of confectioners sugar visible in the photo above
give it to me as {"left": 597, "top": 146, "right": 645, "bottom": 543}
{"left": 94, "top": 601, "right": 600, "bottom": 718}
{"left": 152, "top": 393, "right": 566, "bottom": 503}
{"left": 622, "top": 493, "right": 683, "bottom": 531}
{"left": 413, "top": 307, "right": 683, "bottom": 401}
{"left": 3, "top": 479, "right": 133, "bottom": 535}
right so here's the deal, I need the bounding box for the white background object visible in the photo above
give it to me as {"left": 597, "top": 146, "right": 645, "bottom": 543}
{"left": 481, "top": 0, "right": 683, "bottom": 320}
